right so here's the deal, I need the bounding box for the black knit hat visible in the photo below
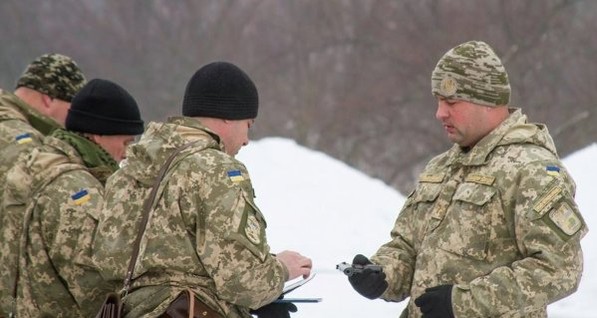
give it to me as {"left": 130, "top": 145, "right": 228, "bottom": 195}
{"left": 66, "top": 78, "right": 144, "bottom": 135}
{"left": 182, "top": 61, "right": 258, "bottom": 120}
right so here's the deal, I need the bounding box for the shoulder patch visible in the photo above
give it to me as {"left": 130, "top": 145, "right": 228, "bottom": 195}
{"left": 549, "top": 202, "right": 582, "bottom": 236}
{"left": 533, "top": 185, "right": 562, "bottom": 215}
{"left": 419, "top": 173, "right": 444, "bottom": 183}
{"left": 244, "top": 214, "right": 261, "bottom": 244}
{"left": 546, "top": 165, "right": 560, "bottom": 177}
{"left": 15, "top": 133, "right": 33, "bottom": 144}
{"left": 71, "top": 189, "right": 91, "bottom": 205}
{"left": 227, "top": 169, "right": 244, "bottom": 182}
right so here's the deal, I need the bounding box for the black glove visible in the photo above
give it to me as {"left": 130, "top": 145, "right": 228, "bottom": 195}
{"left": 348, "top": 254, "right": 388, "bottom": 299}
{"left": 414, "top": 284, "right": 454, "bottom": 318}
{"left": 250, "top": 301, "right": 297, "bottom": 318}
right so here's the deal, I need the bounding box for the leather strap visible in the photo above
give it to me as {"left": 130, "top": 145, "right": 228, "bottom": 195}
{"left": 161, "top": 289, "right": 222, "bottom": 318}
{"left": 122, "top": 141, "right": 197, "bottom": 295}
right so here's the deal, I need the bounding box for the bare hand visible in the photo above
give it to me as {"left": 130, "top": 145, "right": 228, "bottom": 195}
{"left": 275, "top": 250, "right": 312, "bottom": 281}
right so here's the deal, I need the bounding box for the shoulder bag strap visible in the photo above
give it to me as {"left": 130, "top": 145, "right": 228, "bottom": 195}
{"left": 122, "top": 141, "right": 197, "bottom": 296}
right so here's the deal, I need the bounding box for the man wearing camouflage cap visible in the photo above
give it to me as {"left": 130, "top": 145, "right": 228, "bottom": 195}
{"left": 0, "top": 53, "right": 86, "bottom": 316}
{"left": 93, "top": 61, "right": 312, "bottom": 318}
{"left": 345, "top": 41, "right": 586, "bottom": 317}
{"left": 0, "top": 53, "right": 85, "bottom": 152}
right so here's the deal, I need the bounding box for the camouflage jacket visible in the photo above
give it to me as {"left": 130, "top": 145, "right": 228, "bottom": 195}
{"left": 0, "top": 89, "right": 61, "bottom": 176}
{"left": 92, "top": 117, "right": 287, "bottom": 318}
{"left": 371, "top": 109, "right": 587, "bottom": 318}
{"left": 1, "top": 130, "right": 118, "bottom": 317}
{"left": 0, "top": 89, "right": 63, "bottom": 315}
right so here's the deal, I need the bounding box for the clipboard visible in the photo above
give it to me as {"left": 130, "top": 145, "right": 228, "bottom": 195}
{"left": 282, "top": 273, "right": 316, "bottom": 295}
{"left": 274, "top": 273, "right": 322, "bottom": 303}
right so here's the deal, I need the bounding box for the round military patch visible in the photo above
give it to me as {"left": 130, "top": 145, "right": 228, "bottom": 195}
{"left": 439, "top": 77, "right": 458, "bottom": 96}
{"left": 245, "top": 214, "right": 261, "bottom": 245}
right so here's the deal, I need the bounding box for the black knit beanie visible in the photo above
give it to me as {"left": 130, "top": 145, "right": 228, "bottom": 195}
{"left": 182, "top": 61, "right": 258, "bottom": 120}
{"left": 66, "top": 78, "right": 144, "bottom": 135}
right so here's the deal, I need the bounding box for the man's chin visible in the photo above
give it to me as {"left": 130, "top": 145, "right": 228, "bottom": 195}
{"left": 446, "top": 134, "right": 460, "bottom": 144}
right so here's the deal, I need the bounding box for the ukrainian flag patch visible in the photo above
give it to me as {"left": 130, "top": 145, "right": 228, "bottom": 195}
{"left": 227, "top": 170, "right": 244, "bottom": 182}
{"left": 15, "top": 133, "right": 33, "bottom": 144}
{"left": 71, "top": 189, "right": 91, "bottom": 205}
{"left": 546, "top": 165, "right": 560, "bottom": 176}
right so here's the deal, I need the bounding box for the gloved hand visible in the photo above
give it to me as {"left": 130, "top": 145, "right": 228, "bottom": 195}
{"left": 250, "top": 300, "right": 297, "bottom": 318}
{"left": 414, "top": 284, "right": 454, "bottom": 318}
{"left": 348, "top": 254, "right": 388, "bottom": 299}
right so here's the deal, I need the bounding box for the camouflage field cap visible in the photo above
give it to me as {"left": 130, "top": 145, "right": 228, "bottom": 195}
{"left": 431, "top": 41, "right": 510, "bottom": 107}
{"left": 15, "top": 53, "right": 86, "bottom": 102}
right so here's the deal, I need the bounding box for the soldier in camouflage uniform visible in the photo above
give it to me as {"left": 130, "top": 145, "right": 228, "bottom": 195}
{"left": 346, "top": 41, "right": 587, "bottom": 317}
{"left": 0, "top": 53, "right": 86, "bottom": 316}
{"left": 1, "top": 78, "right": 144, "bottom": 317}
{"left": 92, "top": 62, "right": 312, "bottom": 318}
{"left": 0, "top": 53, "right": 86, "bottom": 175}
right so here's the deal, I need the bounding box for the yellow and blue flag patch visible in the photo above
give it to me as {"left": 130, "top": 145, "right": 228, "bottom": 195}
{"left": 546, "top": 165, "right": 560, "bottom": 177}
{"left": 71, "top": 189, "right": 91, "bottom": 205}
{"left": 15, "top": 133, "right": 33, "bottom": 144}
{"left": 227, "top": 170, "right": 244, "bottom": 182}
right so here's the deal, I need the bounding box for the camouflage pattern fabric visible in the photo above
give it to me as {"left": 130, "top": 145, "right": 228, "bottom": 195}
{"left": 0, "top": 89, "right": 61, "bottom": 156}
{"left": 0, "top": 89, "right": 63, "bottom": 316}
{"left": 1, "top": 134, "right": 119, "bottom": 317}
{"left": 431, "top": 41, "right": 511, "bottom": 107}
{"left": 15, "top": 53, "right": 86, "bottom": 102}
{"left": 93, "top": 117, "right": 287, "bottom": 318}
{"left": 50, "top": 129, "right": 119, "bottom": 184}
{"left": 371, "top": 108, "right": 587, "bottom": 317}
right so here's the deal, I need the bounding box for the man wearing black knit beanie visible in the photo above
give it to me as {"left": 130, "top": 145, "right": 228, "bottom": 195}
{"left": 1, "top": 78, "right": 144, "bottom": 317}
{"left": 93, "top": 61, "right": 312, "bottom": 318}
{"left": 66, "top": 78, "right": 144, "bottom": 161}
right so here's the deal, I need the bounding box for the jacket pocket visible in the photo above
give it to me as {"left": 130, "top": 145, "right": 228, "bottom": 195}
{"left": 437, "top": 182, "right": 498, "bottom": 261}
{"left": 407, "top": 183, "right": 448, "bottom": 239}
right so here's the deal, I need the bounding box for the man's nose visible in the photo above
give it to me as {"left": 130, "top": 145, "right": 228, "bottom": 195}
{"left": 436, "top": 102, "right": 449, "bottom": 120}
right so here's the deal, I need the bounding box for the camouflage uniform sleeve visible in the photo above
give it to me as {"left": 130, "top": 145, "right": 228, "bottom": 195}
{"left": 191, "top": 161, "right": 286, "bottom": 309}
{"left": 35, "top": 173, "right": 118, "bottom": 314}
{"left": 0, "top": 119, "right": 45, "bottom": 151}
{"left": 371, "top": 190, "right": 420, "bottom": 302}
{"left": 0, "top": 124, "right": 44, "bottom": 178}
{"left": 452, "top": 160, "right": 587, "bottom": 316}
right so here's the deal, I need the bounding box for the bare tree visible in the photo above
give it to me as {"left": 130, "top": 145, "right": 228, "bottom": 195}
{"left": 1, "top": 0, "right": 595, "bottom": 193}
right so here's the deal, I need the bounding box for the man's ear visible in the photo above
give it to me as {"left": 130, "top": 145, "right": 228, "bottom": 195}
{"left": 85, "top": 134, "right": 102, "bottom": 144}
{"left": 41, "top": 94, "right": 53, "bottom": 110}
